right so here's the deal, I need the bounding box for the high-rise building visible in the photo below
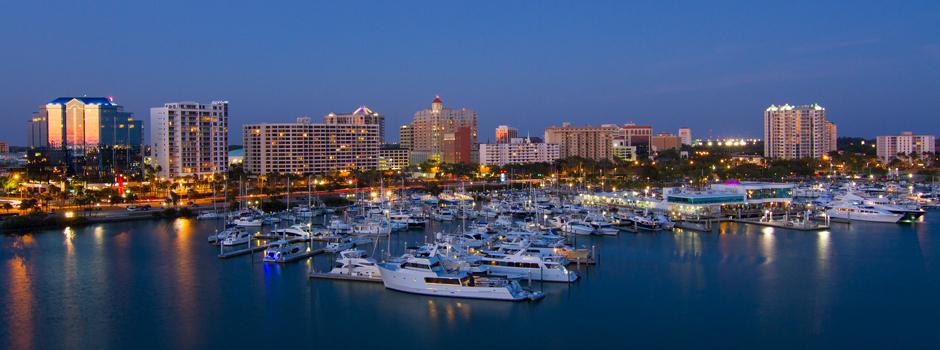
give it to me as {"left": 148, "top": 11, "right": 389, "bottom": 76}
{"left": 544, "top": 123, "right": 620, "bottom": 160}
{"left": 495, "top": 125, "right": 518, "bottom": 144}
{"left": 399, "top": 124, "right": 413, "bottom": 151}
{"left": 27, "top": 97, "right": 144, "bottom": 179}
{"left": 0, "top": 142, "right": 9, "bottom": 154}
{"left": 324, "top": 106, "right": 385, "bottom": 143}
{"left": 678, "top": 128, "right": 692, "bottom": 145}
{"left": 876, "top": 132, "right": 935, "bottom": 162}
{"left": 243, "top": 116, "right": 379, "bottom": 175}
{"left": 410, "top": 96, "right": 477, "bottom": 164}
{"left": 763, "top": 103, "right": 836, "bottom": 159}
{"left": 150, "top": 101, "right": 229, "bottom": 178}
{"left": 479, "top": 137, "right": 559, "bottom": 166}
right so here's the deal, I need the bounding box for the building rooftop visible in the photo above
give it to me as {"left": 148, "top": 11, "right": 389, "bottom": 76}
{"left": 48, "top": 97, "right": 114, "bottom": 106}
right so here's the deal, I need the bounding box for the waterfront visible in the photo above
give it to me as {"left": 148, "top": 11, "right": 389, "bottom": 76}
{"left": 3, "top": 215, "right": 940, "bottom": 349}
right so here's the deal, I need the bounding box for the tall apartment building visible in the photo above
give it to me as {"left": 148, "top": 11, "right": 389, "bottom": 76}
{"left": 763, "top": 103, "right": 836, "bottom": 159}
{"left": 150, "top": 101, "right": 229, "bottom": 178}
{"left": 543, "top": 123, "right": 620, "bottom": 160}
{"left": 243, "top": 116, "right": 379, "bottom": 175}
{"left": 479, "top": 137, "right": 559, "bottom": 166}
{"left": 678, "top": 127, "right": 692, "bottom": 145}
{"left": 399, "top": 124, "right": 413, "bottom": 150}
{"left": 324, "top": 106, "right": 385, "bottom": 143}
{"left": 876, "top": 132, "right": 936, "bottom": 162}
{"left": 410, "top": 96, "right": 477, "bottom": 164}
{"left": 495, "top": 125, "right": 518, "bottom": 144}
{"left": 27, "top": 97, "right": 144, "bottom": 179}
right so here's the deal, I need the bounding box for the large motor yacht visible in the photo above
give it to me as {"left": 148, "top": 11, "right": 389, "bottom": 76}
{"left": 378, "top": 255, "right": 544, "bottom": 301}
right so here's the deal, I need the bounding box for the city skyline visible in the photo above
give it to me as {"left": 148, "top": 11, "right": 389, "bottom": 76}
{"left": 2, "top": 1, "right": 939, "bottom": 144}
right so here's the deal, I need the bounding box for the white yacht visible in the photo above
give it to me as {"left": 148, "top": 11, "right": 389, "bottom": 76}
{"left": 262, "top": 240, "right": 310, "bottom": 263}
{"left": 326, "top": 218, "right": 354, "bottom": 235}
{"left": 221, "top": 229, "right": 252, "bottom": 246}
{"left": 328, "top": 249, "right": 382, "bottom": 280}
{"left": 431, "top": 209, "right": 456, "bottom": 221}
{"left": 562, "top": 220, "right": 595, "bottom": 236}
{"left": 232, "top": 215, "right": 262, "bottom": 227}
{"left": 196, "top": 211, "right": 224, "bottom": 220}
{"left": 479, "top": 250, "right": 578, "bottom": 283}
{"left": 378, "top": 255, "right": 543, "bottom": 301}
{"left": 353, "top": 221, "right": 392, "bottom": 236}
{"left": 826, "top": 202, "right": 904, "bottom": 223}
{"left": 270, "top": 224, "right": 313, "bottom": 239}
{"left": 584, "top": 214, "right": 619, "bottom": 235}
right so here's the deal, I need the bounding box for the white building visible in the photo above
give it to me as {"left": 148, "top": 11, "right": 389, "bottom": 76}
{"left": 150, "top": 101, "right": 229, "bottom": 178}
{"left": 763, "top": 103, "right": 836, "bottom": 159}
{"left": 612, "top": 139, "right": 637, "bottom": 161}
{"left": 324, "top": 106, "right": 385, "bottom": 143}
{"left": 877, "top": 132, "right": 935, "bottom": 162}
{"left": 479, "top": 137, "right": 559, "bottom": 166}
{"left": 678, "top": 127, "right": 692, "bottom": 145}
{"left": 243, "top": 116, "right": 379, "bottom": 175}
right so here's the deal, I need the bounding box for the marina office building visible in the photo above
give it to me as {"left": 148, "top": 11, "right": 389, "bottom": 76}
{"left": 580, "top": 181, "right": 794, "bottom": 217}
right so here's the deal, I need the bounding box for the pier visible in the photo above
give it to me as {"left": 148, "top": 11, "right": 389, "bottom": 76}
{"left": 732, "top": 218, "right": 829, "bottom": 231}
{"left": 308, "top": 272, "right": 383, "bottom": 283}
{"left": 217, "top": 238, "right": 321, "bottom": 259}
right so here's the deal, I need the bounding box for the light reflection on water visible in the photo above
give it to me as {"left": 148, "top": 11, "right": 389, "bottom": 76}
{"left": 4, "top": 235, "right": 34, "bottom": 350}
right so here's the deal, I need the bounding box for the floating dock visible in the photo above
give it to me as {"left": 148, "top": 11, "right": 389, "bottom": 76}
{"left": 217, "top": 238, "right": 315, "bottom": 259}
{"left": 733, "top": 219, "right": 829, "bottom": 231}
{"left": 308, "top": 272, "right": 383, "bottom": 283}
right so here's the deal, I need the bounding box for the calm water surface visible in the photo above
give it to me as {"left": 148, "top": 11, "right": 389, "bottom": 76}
{"left": 2, "top": 213, "right": 940, "bottom": 349}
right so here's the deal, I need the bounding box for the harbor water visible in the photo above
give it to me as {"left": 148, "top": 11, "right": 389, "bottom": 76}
{"left": 2, "top": 214, "right": 940, "bottom": 349}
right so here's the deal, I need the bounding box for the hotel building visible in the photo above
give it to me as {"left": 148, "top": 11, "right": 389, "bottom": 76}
{"left": 544, "top": 123, "right": 620, "bottom": 160}
{"left": 399, "top": 124, "right": 413, "bottom": 151}
{"left": 324, "top": 106, "right": 385, "bottom": 143}
{"left": 243, "top": 116, "right": 379, "bottom": 175}
{"left": 876, "top": 132, "right": 935, "bottom": 162}
{"left": 763, "top": 103, "right": 836, "bottom": 159}
{"left": 479, "top": 137, "right": 560, "bottom": 166}
{"left": 151, "top": 101, "right": 229, "bottom": 178}
{"left": 27, "top": 97, "right": 144, "bottom": 179}
{"left": 410, "top": 96, "right": 477, "bottom": 164}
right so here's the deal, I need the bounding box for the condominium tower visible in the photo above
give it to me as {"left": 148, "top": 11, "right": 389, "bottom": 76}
{"left": 324, "top": 106, "right": 385, "bottom": 143}
{"left": 150, "top": 101, "right": 229, "bottom": 178}
{"left": 243, "top": 116, "right": 379, "bottom": 175}
{"left": 876, "top": 132, "right": 935, "bottom": 162}
{"left": 763, "top": 103, "right": 837, "bottom": 159}
{"left": 410, "top": 96, "right": 477, "bottom": 164}
{"left": 544, "top": 123, "right": 621, "bottom": 160}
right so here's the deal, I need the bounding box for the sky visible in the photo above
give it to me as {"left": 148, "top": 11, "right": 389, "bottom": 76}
{"left": 1, "top": 0, "right": 938, "bottom": 145}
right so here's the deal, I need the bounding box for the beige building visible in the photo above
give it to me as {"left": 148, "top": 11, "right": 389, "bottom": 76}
{"left": 479, "top": 137, "right": 559, "bottom": 166}
{"left": 651, "top": 133, "right": 683, "bottom": 151}
{"left": 612, "top": 139, "right": 637, "bottom": 162}
{"left": 678, "top": 127, "right": 692, "bottom": 145}
{"left": 876, "top": 132, "right": 935, "bottom": 162}
{"left": 379, "top": 145, "right": 410, "bottom": 171}
{"left": 763, "top": 103, "right": 836, "bottom": 159}
{"left": 544, "top": 123, "right": 620, "bottom": 160}
{"left": 324, "top": 106, "right": 385, "bottom": 143}
{"left": 410, "top": 96, "right": 477, "bottom": 164}
{"left": 151, "top": 101, "right": 228, "bottom": 178}
{"left": 243, "top": 116, "right": 379, "bottom": 175}
{"left": 399, "top": 124, "right": 413, "bottom": 151}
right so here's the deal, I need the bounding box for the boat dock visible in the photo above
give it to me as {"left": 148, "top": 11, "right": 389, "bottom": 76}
{"left": 217, "top": 238, "right": 318, "bottom": 259}
{"left": 733, "top": 219, "right": 829, "bottom": 231}
{"left": 308, "top": 272, "right": 383, "bottom": 283}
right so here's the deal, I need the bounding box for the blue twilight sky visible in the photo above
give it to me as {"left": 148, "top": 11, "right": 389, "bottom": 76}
{"left": 1, "top": 0, "right": 938, "bottom": 145}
